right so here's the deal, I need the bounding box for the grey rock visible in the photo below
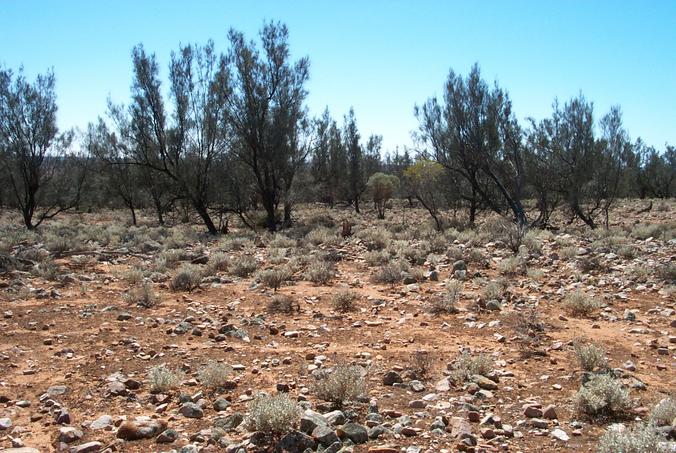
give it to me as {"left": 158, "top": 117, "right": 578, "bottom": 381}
{"left": 312, "top": 425, "right": 340, "bottom": 447}
{"left": 382, "top": 370, "right": 403, "bottom": 386}
{"left": 179, "top": 402, "right": 203, "bottom": 419}
{"left": 0, "top": 417, "right": 12, "bottom": 430}
{"left": 338, "top": 422, "right": 368, "bottom": 444}
{"left": 213, "top": 397, "right": 231, "bottom": 412}
{"left": 59, "top": 427, "right": 83, "bottom": 443}
{"left": 323, "top": 410, "right": 346, "bottom": 426}
{"left": 90, "top": 415, "right": 113, "bottom": 430}
{"left": 275, "top": 430, "right": 315, "bottom": 452}
{"left": 300, "top": 409, "right": 327, "bottom": 434}
{"left": 214, "top": 412, "right": 244, "bottom": 431}
{"left": 69, "top": 442, "right": 103, "bottom": 453}
{"left": 156, "top": 428, "right": 178, "bottom": 443}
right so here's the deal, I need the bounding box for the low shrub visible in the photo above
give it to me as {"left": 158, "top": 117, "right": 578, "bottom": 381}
{"left": 246, "top": 393, "right": 300, "bottom": 434}
{"left": 198, "top": 360, "right": 233, "bottom": 390}
{"left": 267, "top": 294, "right": 298, "bottom": 314}
{"left": 429, "top": 280, "right": 462, "bottom": 314}
{"left": 575, "top": 374, "right": 632, "bottom": 420}
{"left": 564, "top": 290, "right": 600, "bottom": 317}
{"left": 305, "top": 260, "right": 334, "bottom": 285}
{"left": 573, "top": 340, "right": 609, "bottom": 372}
{"left": 448, "top": 352, "right": 494, "bottom": 384}
{"left": 597, "top": 422, "right": 668, "bottom": 453}
{"left": 148, "top": 364, "right": 184, "bottom": 393}
{"left": 169, "top": 264, "right": 202, "bottom": 292}
{"left": 312, "top": 363, "right": 366, "bottom": 406}
{"left": 231, "top": 256, "right": 258, "bottom": 277}
{"left": 331, "top": 289, "right": 358, "bottom": 312}
{"left": 124, "top": 282, "right": 157, "bottom": 308}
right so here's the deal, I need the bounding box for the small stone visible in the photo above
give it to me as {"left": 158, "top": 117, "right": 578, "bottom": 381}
{"left": 524, "top": 405, "right": 543, "bottom": 418}
{"left": 551, "top": 428, "right": 569, "bottom": 442}
{"left": 58, "top": 427, "right": 83, "bottom": 443}
{"left": 69, "top": 442, "right": 104, "bottom": 453}
{"left": 179, "top": 402, "right": 203, "bottom": 419}
{"left": 383, "top": 370, "right": 403, "bottom": 386}
{"left": 277, "top": 430, "right": 315, "bottom": 451}
{"left": 543, "top": 405, "right": 558, "bottom": 420}
{"left": 0, "top": 418, "right": 12, "bottom": 430}
{"left": 156, "top": 428, "right": 178, "bottom": 443}
{"left": 337, "top": 422, "right": 369, "bottom": 444}
{"left": 213, "top": 398, "right": 230, "bottom": 412}
{"left": 90, "top": 415, "right": 113, "bottom": 430}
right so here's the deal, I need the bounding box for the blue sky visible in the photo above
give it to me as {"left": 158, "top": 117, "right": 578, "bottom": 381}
{"left": 1, "top": 0, "right": 674, "bottom": 153}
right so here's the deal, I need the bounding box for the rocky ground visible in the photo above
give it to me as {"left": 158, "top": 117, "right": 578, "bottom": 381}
{"left": 0, "top": 200, "right": 674, "bottom": 453}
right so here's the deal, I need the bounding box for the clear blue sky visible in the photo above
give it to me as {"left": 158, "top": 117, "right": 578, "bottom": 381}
{"left": 1, "top": 0, "right": 674, "bottom": 153}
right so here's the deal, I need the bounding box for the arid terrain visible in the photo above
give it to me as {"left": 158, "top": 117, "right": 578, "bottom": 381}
{"left": 0, "top": 200, "right": 674, "bottom": 453}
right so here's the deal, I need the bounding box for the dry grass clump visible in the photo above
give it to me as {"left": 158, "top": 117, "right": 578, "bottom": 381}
{"left": 448, "top": 352, "right": 494, "bottom": 384}
{"left": 198, "top": 361, "right": 233, "bottom": 390}
{"left": 575, "top": 374, "right": 633, "bottom": 420}
{"left": 331, "top": 289, "right": 359, "bottom": 312}
{"left": 372, "top": 259, "right": 409, "bottom": 285}
{"left": 257, "top": 266, "right": 293, "bottom": 291}
{"left": 207, "top": 252, "right": 230, "bottom": 273}
{"left": 364, "top": 249, "right": 390, "bottom": 267}
{"left": 482, "top": 279, "right": 506, "bottom": 301}
{"left": 497, "top": 256, "right": 527, "bottom": 276}
{"left": 267, "top": 294, "right": 298, "bottom": 314}
{"left": 230, "top": 255, "right": 258, "bottom": 277}
{"left": 32, "top": 259, "right": 62, "bottom": 281}
{"left": 312, "top": 363, "right": 367, "bottom": 407}
{"left": 573, "top": 340, "right": 609, "bottom": 372}
{"left": 357, "top": 228, "right": 391, "bottom": 251}
{"left": 169, "top": 264, "right": 202, "bottom": 292}
{"left": 305, "top": 260, "right": 334, "bottom": 285}
{"left": 268, "top": 234, "right": 297, "bottom": 249}
{"left": 429, "top": 280, "right": 462, "bottom": 314}
{"left": 246, "top": 393, "right": 300, "bottom": 435}
{"left": 411, "top": 350, "right": 434, "bottom": 381}
{"left": 148, "top": 364, "right": 185, "bottom": 393}
{"left": 124, "top": 282, "right": 157, "bottom": 308}
{"left": 122, "top": 267, "right": 144, "bottom": 285}
{"left": 306, "top": 227, "right": 340, "bottom": 246}
{"left": 564, "top": 290, "right": 600, "bottom": 317}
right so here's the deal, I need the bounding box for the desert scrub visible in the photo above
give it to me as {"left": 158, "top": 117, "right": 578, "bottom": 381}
{"left": 32, "top": 259, "right": 62, "bottom": 281}
{"left": 169, "top": 264, "right": 202, "bottom": 291}
{"left": 482, "top": 279, "right": 506, "bottom": 301}
{"left": 230, "top": 255, "right": 258, "bottom": 277}
{"left": 656, "top": 263, "right": 676, "bottom": 283}
{"left": 364, "top": 249, "right": 390, "bottom": 267}
{"left": 331, "top": 289, "right": 359, "bottom": 312}
{"left": 206, "top": 252, "right": 229, "bottom": 273}
{"left": 573, "top": 340, "right": 609, "bottom": 372}
{"left": 575, "top": 374, "right": 632, "bottom": 420}
{"left": 372, "top": 260, "right": 409, "bottom": 285}
{"left": 650, "top": 397, "right": 676, "bottom": 426}
{"left": 122, "top": 267, "right": 144, "bottom": 285}
{"left": 429, "top": 280, "right": 462, "bottom": 314}
{"left": 497, "top": 256, "right": 526, "bottom": 276}
{"left": 267, "top": 247, "right": 288, "bottom": 265}
{"left": 124, "top": 282, "right": 157, "bottom": 308}
{"left": 448, "top": 352, "right": 494, "bottom": 384}
{"left": 246, "top": 393, "right": 300, "bottom": 434}
{"left": 564, "top": 290, "right": 600, "bottom": 317}
{"left": 267, "top": 294, "right": 298, "bottom": 314}
{"left": 218, "top": 236, "right": 252, "bottom": 252}
{"left": 148, "top": 364, "right": 184, "bottom": 393}
{"left": 559, "top": 246, "right": 578, "bottom": 260}
{"left": 268, "top": 234, "right": 297, "bottom": 249}
{"left": 312, "top": 364, "right": 367, "bottom": 406}
{"left": 306, "top": 227, "right": 340, "bottom": 246}
{"left": 411, "top": 349, "right": 434, "bottom": 381}
{"left": 597, "top": 422, "right": 668, "bottom": 453}
{"left": 257, "top": 266, "right": 292, "bottom": 291}
{"left": 305, "top": 260, "right": 334, "bottom": 285}
{"left": 198, "top": 360, "right": 233, "bottom": 390}
{"left": 357, "top": 228, "right": 391, "bottom": 251}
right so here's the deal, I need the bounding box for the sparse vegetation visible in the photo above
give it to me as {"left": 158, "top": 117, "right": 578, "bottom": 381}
{"left": 169, "top": 264, "right": 202, "bottom": 292}
{"left": 246, "top": 393, "right": 300, "bottom": 435}
{"left": 305, "top": 260, "right": 334, "bottom": 284}
{"left": 331, "top": 289, "right": 358, "bottom": 312}
{"left": 597, "top": 422, "right": 668, "bottom": 453}
{"left": 148, "top": 365, "right": 184, "bottom": 393}
{"left": 448, "top": 352, "right": 494, "bottom": 384}
{"left": 574, "top": 340, "right": 609, "bottom": 371}
{"left": 267, "top": 294, "right": 297, "bottom": 314}
{"left": 231, "top": 256, "right": 258, "bottom": 277}
{"left": 430, "top": 280, "right": 462, "bottom": 314}
{"left": 575, "top": 374, "right": 633, "bottom": 420}
{"left": 312, "top": 363, "right": 367, "bottom": 406}
{"left": 198, "top": 361, "right": 233, "bottom": 390}
{"left": 124, "top": 282, "right": 157, "bottom": 308}
{"left": 564, "top": 290, "right": 601, "bottom": 317}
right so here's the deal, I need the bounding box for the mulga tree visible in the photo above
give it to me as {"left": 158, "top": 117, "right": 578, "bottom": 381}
{"left": 404, "top": 160, "right": 448, "bottom": 230}
{"left": 117, "top": 41, "right": 230, "bottom": 234}
{"left": 416, "top": 64, "right": 528, "bottom": 225}
{"left": 343, "top": 107, "right": 365, "bottom": 213}
{"left": 528, "top": 96, "right": 628, "bottom": 229}
{"left": 0, "top": 67, "right": 86, "bottom": 229}
{"left": 225, "top": 21, "right": 310, "bottom": 232}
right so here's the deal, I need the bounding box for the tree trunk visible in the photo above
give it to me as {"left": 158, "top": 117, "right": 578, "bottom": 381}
{"left": 354, "top": 196, "right": 360, "bottom": 214}
{"left": 129, "top": 205, "right": 137, "bottom": 226}
{"left": 261, "top": 194, "right": 277, "bottom": 232}
{"left": 283, "top": 202, "right": 292, "bottom": 228}
{"left": 193, "top": 200, "right": 218, "bottom": 235}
